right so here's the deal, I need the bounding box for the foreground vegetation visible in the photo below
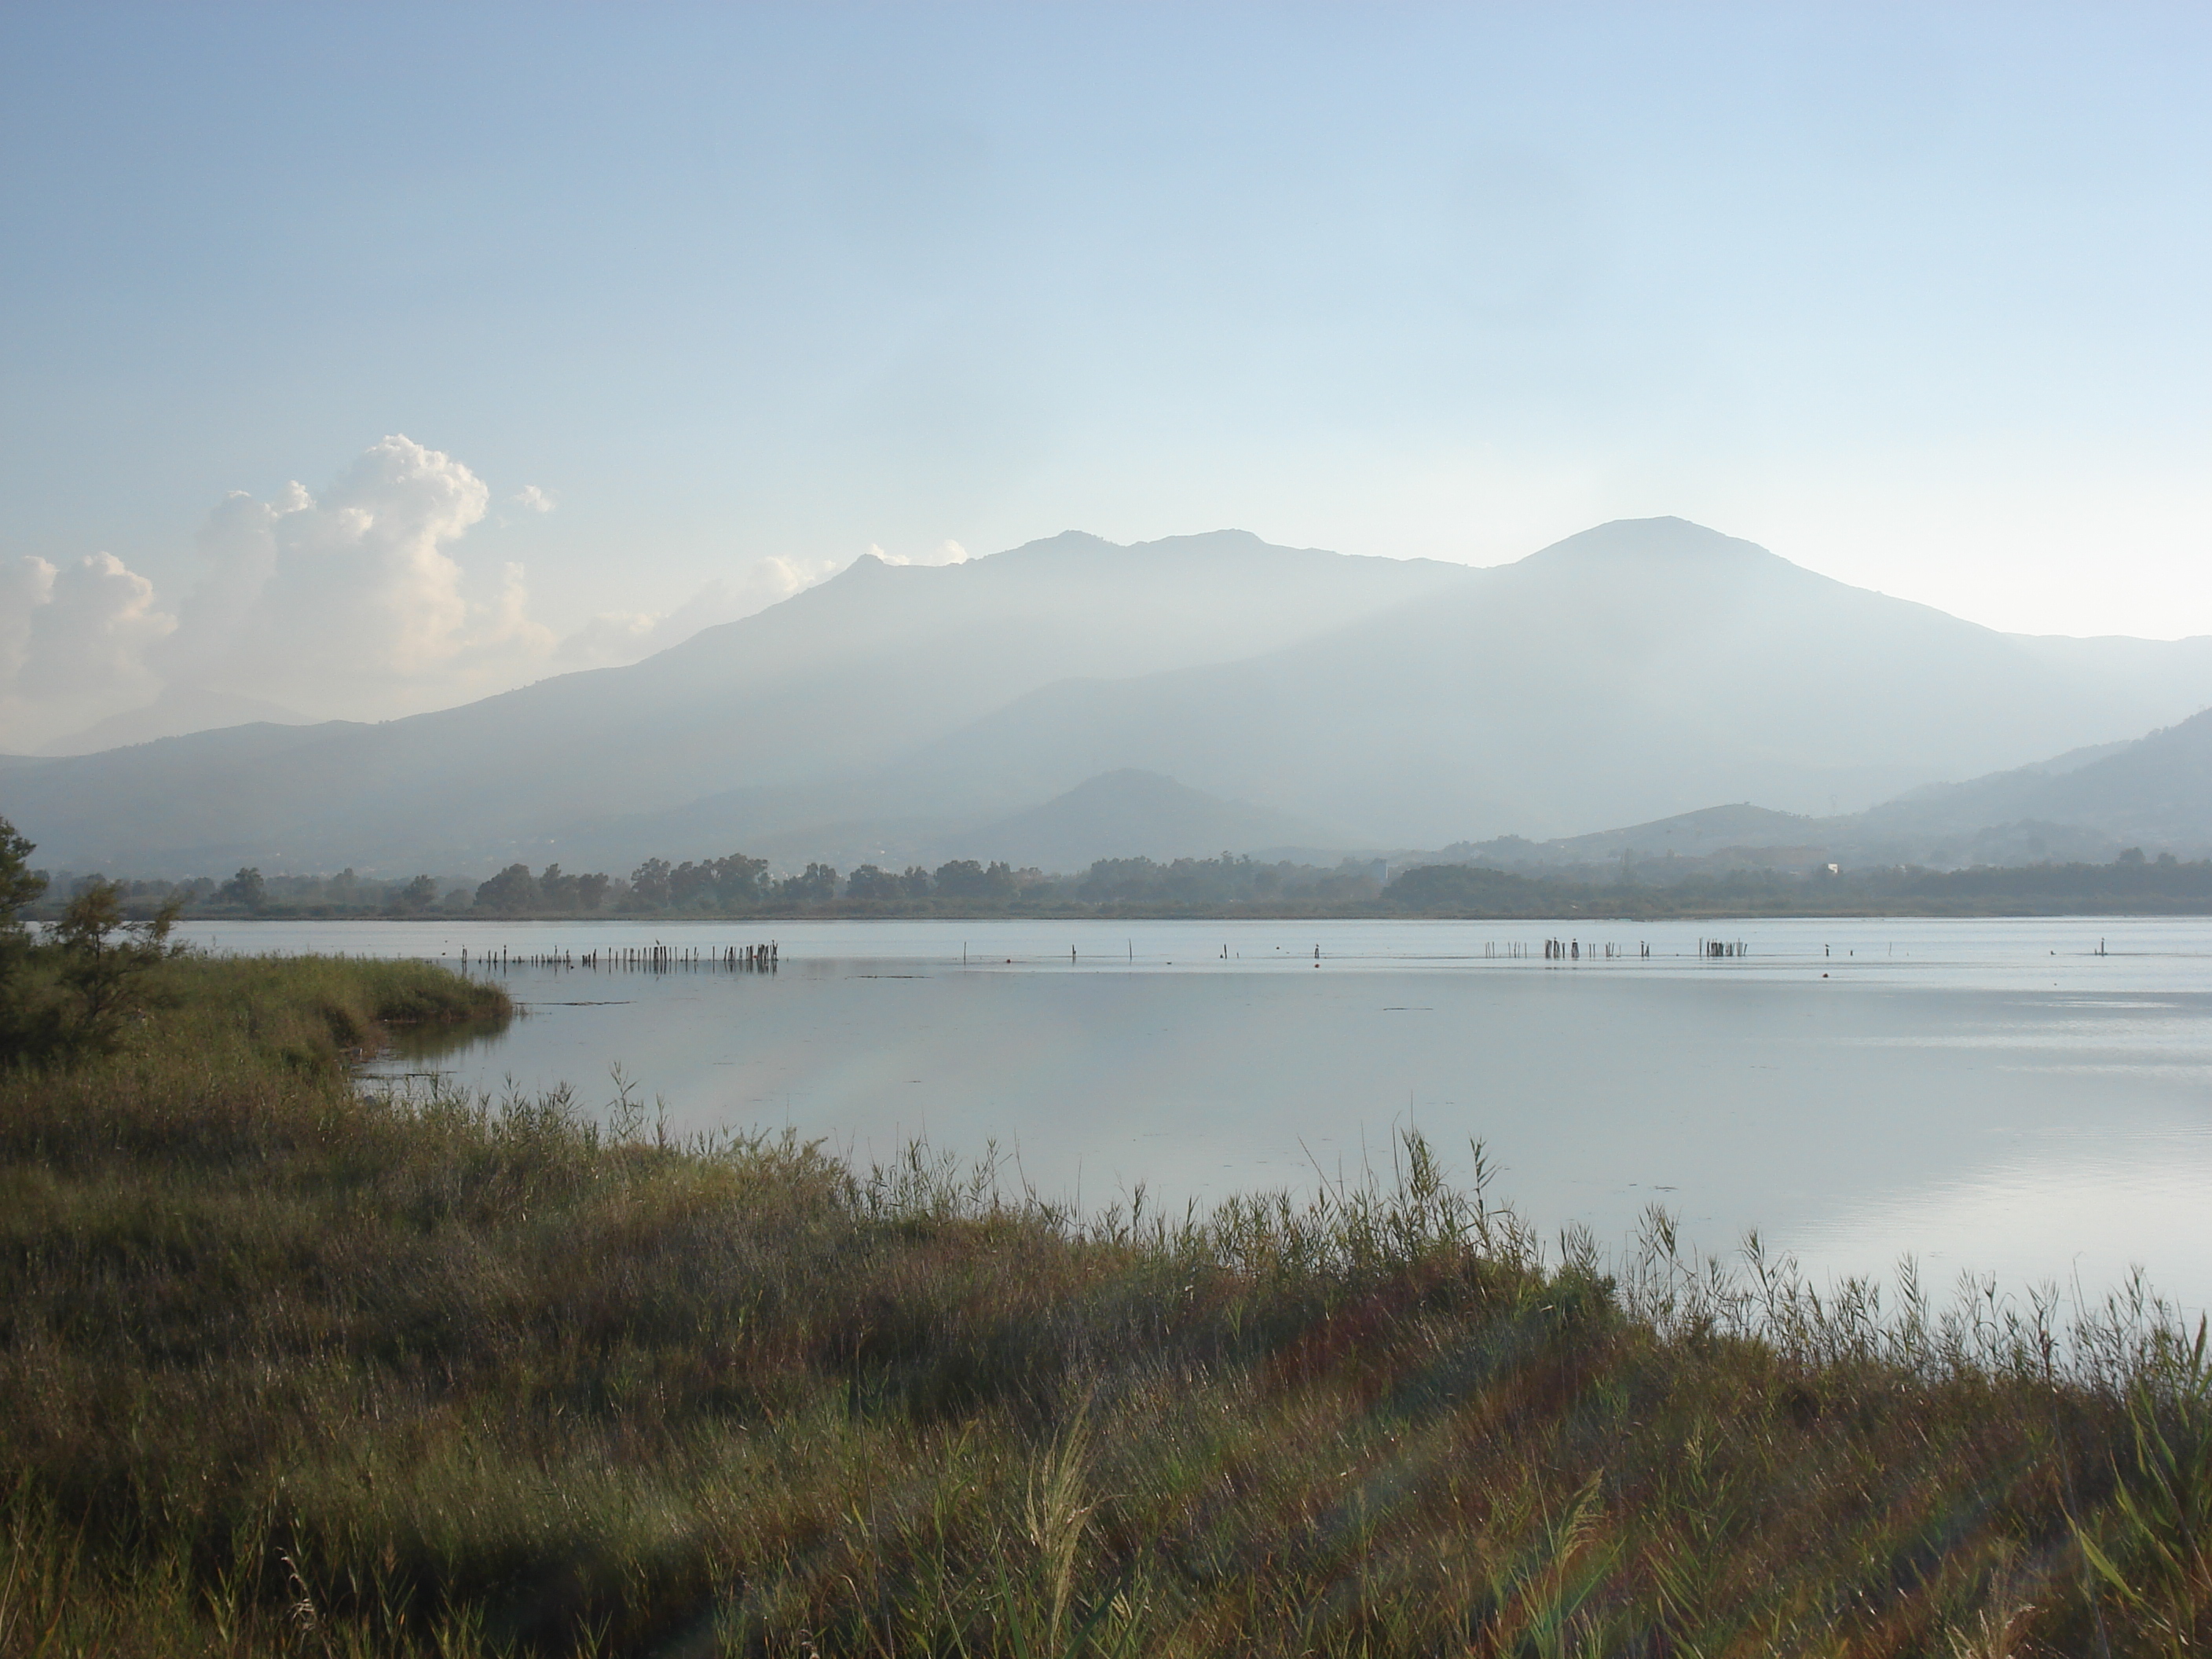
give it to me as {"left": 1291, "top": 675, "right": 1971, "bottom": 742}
{"left": 2, "top": 952, "right": 2209, "bottom": 1655}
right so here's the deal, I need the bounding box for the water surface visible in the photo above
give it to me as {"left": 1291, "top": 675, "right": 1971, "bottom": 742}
{"left": 179, "top": 916, "right": 2212, "bottom": 1316}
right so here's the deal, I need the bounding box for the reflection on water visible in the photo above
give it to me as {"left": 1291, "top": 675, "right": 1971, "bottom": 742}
{"left": 379, "top": 1013, "right": 516, "bottom": 1069}
{"left": 178, "top": 916, "right": 2212, "bottom": 1315}
{"left": 1791, "top": 1126, "right": 2212, "bottom": 1306}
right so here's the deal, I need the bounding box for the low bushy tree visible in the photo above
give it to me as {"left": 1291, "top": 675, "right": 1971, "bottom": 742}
{"left": 45, "top": 877, "right": 182, "bottom": 1052}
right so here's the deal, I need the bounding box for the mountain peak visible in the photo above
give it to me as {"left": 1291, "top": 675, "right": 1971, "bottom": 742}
{"left": 1522, "top": 517, "right": 1783, "bottom": 569}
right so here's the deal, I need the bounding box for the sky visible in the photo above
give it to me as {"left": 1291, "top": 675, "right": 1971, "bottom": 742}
{"left": 2, "top": 2, "right": 2208, "bottom": 749}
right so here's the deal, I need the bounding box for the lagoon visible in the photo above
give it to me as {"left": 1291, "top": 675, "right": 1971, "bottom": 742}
{"left": 178, "top": 915, "right": 2212, "bottom": 1316}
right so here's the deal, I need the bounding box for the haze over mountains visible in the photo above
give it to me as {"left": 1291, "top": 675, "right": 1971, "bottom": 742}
{"left": 7, "top": 518, "right": 2212, "bottom": 878}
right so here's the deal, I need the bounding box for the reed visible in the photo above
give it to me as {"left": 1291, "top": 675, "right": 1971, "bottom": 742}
{"left": 0, "top": 956, "right": 2204, "bottom": 1656}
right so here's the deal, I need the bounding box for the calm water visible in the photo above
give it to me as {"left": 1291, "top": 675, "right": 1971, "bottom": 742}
{"left": 178, "top": 917, "right": 2212, "bottom": 1315}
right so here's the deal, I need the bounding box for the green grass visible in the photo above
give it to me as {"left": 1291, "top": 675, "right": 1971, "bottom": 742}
{"left": 1, "top": 956, "right": 2207, "bottom": 1656}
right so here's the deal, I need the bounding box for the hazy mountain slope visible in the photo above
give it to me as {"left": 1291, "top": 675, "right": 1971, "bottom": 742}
{"left": 0, "top": 721, "right": 378, "bottom": 867}
{"left": 0, "top": 532, "right": 1467, "bottom": 873}
{"left": 958, "top": 770, "right": 1343, "bottom": 872}
{"left": 1459, "top": 804, "right": 1832, "bottom": 866}
{"left": 870, "top": 520, "right": 2212, "bottom": 844}
{"left": 1426, "top": 797, "right": 2119, "bottom": 876}
{"left": 1856, "top": 707, "right": 2212, "bottom": 851}
{"left": 43, "top": 688, "right": 310, "bottom": 756}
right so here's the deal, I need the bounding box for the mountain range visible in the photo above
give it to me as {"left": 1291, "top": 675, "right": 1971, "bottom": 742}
{"left": 6, "top": 518, "right": 2212, "bottom": 878}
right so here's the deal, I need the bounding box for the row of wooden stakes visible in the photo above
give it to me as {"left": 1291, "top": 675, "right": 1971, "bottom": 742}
{"left": 460, "top": 943, "right": 780, "bottom": 972}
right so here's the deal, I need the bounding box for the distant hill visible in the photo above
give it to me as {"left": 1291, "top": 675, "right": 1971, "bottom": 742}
{"left": 9, "top": 517, "right": 2212, "bottom": 877}
{"left": 1413, "top": 712, "right": 2212, "bottom": 876}
{"left": 1444, "top": 804, "right": 1829, "bottom": 868}
{"left": 1853, "top": 707, "right": 2212, "bottom": 855}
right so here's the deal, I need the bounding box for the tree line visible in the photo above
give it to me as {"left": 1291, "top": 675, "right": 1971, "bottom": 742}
{"left": 27, "top": 850, "right": 1391, "bottom": 919}
{"left": 24, "top": 837, "right": 2212, "bottom": 921}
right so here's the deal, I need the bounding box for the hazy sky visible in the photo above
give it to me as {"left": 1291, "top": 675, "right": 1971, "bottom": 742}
{"left": 2, "top": 3, "right": 2208, "bottom": 745}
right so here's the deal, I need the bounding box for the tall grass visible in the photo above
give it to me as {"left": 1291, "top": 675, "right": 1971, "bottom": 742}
{"left": 1, "top": 956, "right": 2206, "bottom": 1655}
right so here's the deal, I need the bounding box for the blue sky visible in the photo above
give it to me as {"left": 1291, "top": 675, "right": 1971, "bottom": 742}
{"left": 2, "top": 3, "right": 2208, "bottom": 741}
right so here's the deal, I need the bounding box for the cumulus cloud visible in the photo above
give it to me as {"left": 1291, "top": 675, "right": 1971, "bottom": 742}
{"left": 0, "top": 551, "right": 176, "bottom": 748}
{"left": 154, "top": 434, "right": 556, "bottom": 721}
{"left": 0, "top": 435, "right": 838, "bottom": 753}
{"left": 511, "top": 485, "right": 555, "bottom": 513}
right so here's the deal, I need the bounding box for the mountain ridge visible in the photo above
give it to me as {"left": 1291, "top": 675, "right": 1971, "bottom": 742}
{"left": 10, "top": 518, "right": 2212, "bottom": 877}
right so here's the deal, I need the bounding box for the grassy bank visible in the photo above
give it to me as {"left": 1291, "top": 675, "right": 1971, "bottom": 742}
{"left": 1, "top": 958, "right": 2207, "bottom": 1656}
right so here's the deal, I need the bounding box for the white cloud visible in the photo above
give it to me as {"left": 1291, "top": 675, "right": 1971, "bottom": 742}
{"left": 551, "top": 554, "right": 841, "bottom": 670}
{"left": 0, "top": 552, "right": 174, "bottom": 749}
{"left": 511, "top": 485, "right": 555, "bottom": 513}
{"left": 166, "top": 434, "right": 544, "bottom": 720}
{"left": 866, "top": 538, "right": 969, "bottom": 568}
{"left": 0, "top": 436, "right": 843, "bottom": 751}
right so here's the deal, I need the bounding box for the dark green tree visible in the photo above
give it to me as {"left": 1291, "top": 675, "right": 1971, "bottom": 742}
{"left": 777, "top": 862, "right": 839, "bottom": 904}
{"left": 846, "top": 864, "right": 901, "bottom": 901}
{"left": 220, "top": 866, "right": 267, "bottom": 910}
{"left": 474, "top": 864, "right": 541, "bottom": 915}
{"left": 705, "top": 854, "right": 767, "bottom": 907}
{"left": 0, "top": 817, "right": 50, "bottom": 1053}
{"left": 0, "top": 819, "right": 47, "bottom": 926}
{"left": 933, "top": 859, "right": 1017, "bottom": 901}
{"left": 627, "top": 858, "right": 673, "bottom": 910}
